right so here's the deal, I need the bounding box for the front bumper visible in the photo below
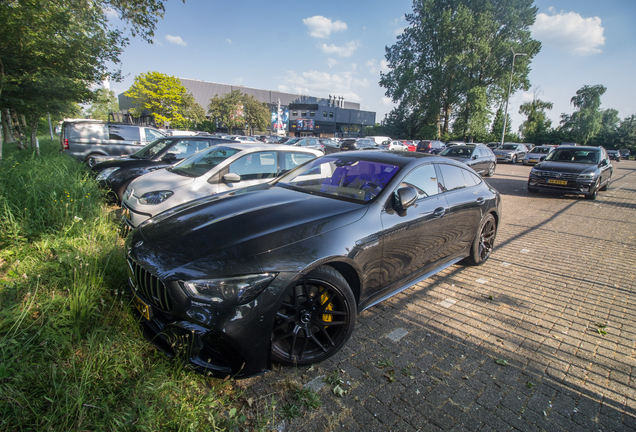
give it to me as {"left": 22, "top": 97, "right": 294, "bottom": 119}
{"left": 121, "top": 203, "right": 152, "bottom": 228}
{"left": 528, "top": 174, "right": 597, "bottom": 195}
{"left": 125, "top": 246, "right": 299, "bottom": 378}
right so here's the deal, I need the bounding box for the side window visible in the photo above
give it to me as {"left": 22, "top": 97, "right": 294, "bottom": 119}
{"left": 282, "top": 152, "right": 315, "bottom": 172}
{"left": 399, "top": 164, "right": 441, "bottom": 199}
{"left": 438, "top": 164, "right": 466, "bottom": 192}
{"left": 109, "top": 126, "right": 140, "bottom": 141}
{"left": 462, "top": 168, "right": 481, "bottom": 186}
{"left": 229, "top": 151, "right": 278, "bottom": 180}
{"left": 145, "top": 128, "right": 164, "bottom": 142}
{"left": 69, "top": 123, "right": 108, "bottom": 140}
{"left": 166, "top": 140, "right": 210, "bottom": 159}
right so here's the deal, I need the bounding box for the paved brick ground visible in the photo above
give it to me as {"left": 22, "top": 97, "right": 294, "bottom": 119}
{"left": 243, "top": 160, "right": 636, "bottom": 431}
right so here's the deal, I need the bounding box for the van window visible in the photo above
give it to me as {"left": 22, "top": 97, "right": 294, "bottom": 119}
{"left": 145, "top": 128, "right": 164, "bottom": 142}
{"left": 109, "top": 125, "right": 140, "bottom": 141}
{"left": 69, "top": 123, "right": 108, "bottom": 140}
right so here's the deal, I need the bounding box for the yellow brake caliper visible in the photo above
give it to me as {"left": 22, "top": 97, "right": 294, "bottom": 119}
{"left": 320, "top": 291, "right": 333, "bottom": 324}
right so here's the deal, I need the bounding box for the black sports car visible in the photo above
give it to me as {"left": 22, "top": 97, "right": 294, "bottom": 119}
{"left": 439, "top": 144, "right": 496, "bottom": 177}
{"left": 125, "top": 151, "right": 501, "bottom": 378}
{"left": 92, "top": 136, "right": 235, "bottom": 202}
{"left": 527, "top": 146, "right": 613, "bottom": 200}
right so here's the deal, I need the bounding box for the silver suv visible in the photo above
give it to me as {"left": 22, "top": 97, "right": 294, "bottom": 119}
{"left": 60, "top": 120, "right": 165, "bottom": 163}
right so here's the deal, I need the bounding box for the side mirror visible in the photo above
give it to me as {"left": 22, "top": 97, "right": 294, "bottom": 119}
{"left": 539, "top": 156, "right": 546, "bottom": 161}
{"left": 162, "top": 153, "right": 177, "bottom": 162}
{"left": 600, "top": 159, "right": 608, "bottom": 167}
{"left": 393, "top": 186, "right": 418, "bottom": 211}
{"left": 472, "top": 154, "right": 478, "bottom": 159}
{"left": 222, "top": 173, "right": 241, "bottom": 183}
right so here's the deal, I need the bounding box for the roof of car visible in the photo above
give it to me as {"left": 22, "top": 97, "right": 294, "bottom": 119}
{"left": 216, "top": 143, "right": 322, "bottom": 154}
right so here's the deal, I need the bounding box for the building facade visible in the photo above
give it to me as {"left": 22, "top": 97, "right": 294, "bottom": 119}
{"left": 118, "top": 78, "right": 376, "bottom": 137}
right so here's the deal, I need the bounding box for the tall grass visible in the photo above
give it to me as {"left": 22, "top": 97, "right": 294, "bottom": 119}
{"left": 0, "top": 139, "right": 280, "bottom": 431}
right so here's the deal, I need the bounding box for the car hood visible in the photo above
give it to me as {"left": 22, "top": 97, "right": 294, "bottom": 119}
{"left": 494, "top": 149, "right": 514, "bottom": 155}
{"left": 129, "top": 168, "right": 197, "bottom": 195}
{"left": 138, "top": 185, "right": 367, "bottom": 261}
{"left": 533, "top": 161, "right": 598, "bottom": 174}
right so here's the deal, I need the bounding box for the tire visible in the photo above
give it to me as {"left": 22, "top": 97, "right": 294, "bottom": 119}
{"left": 599, "top": 177, "right": 610, "bottom": 191}
{"left": 116, "top": 180, "right": 133, "bottom": 204}
{"left": 511, "top": 155, "right": 517, "bottom": 164}
{"left": 485, "top": 163, "right": 495, "bottom": 177}
{"left": 84, "top": 153, "right": 102, "bottom": 167}
{"left": 271, "top": 266, "right": 356, "bottom": 366}
{"left": 463, "top": 213, "right": 497, "bottom": 266}
{"left": 585, "top": 179, "right": 599, "bottom": 200}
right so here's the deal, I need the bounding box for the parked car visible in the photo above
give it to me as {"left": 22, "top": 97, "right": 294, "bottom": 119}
{"left": 91, "top": 136, "right": 235, "bottom": 202}
{"left": 288, "top": 137, "right": 340, "bottom": 155}
{"left": 416, "top": 140, "right": 446, "bottom": 154}
{"left": 60, "top": 120, "right": 166, "bottom": 163}
{"left": 401, "top": 141, "right": 416, "bottom": 151}
{"left": 527, "top": 146, "right": 613, "bottom": 200}
{"left": 121, "top": 144, "right": 322, "bottom": 228}
{"left": 365, "top": 136, "right": 391, "bottom": 145}
{"left": 486, "top": 142, "right": 500, "bottom": 150}
{"left": 522, "top": 145, "right": 557, "bottom": 165}
{"left": 618, "top": 149, "right": 630, "bottom": 160}
{"left": 379, "top": 140, "right": 409, "bottom": 151}
{"left": 606, "top": 149, "right": 621, "bottom": 161}
{"left": 493, "top": 143, "right": 529, "bottom": 164}
{"left": 124, "top": 150, "right": 501, "bottom": 377}
{"left": 339, "top": 138, "right": 378, "bottom": 151}
{"left": 446, "top": 141, "right": 466, "bottom": 147}
{"left": 439, "top": 144, "right": 496, "bottom": 176}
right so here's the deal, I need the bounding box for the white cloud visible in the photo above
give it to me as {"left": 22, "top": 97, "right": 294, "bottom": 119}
{"left": 391, "top": 16, "right": 407, "bottom": 36}
{"left": 226, "top": 39, "right": 233, "bottom": 44}
{"left": 531, "top": 10, "right": 605, "bottom": 55}
{"left": 327, "top": 58, "right": 338, "bottom": 68}
{"left": 165, "top": 35, "right": 187, "bottom": 46}
{"left": 365, "top": 59, "right": 391, "bottom": 75}
{"left": 380, "top": 97, "right": 394, "bottom": 107}
{"left": 303, "top": 16, "right": 347, "bottom": 39}
{"left": 319, "top": 41, "right": 360, "bottom": 57}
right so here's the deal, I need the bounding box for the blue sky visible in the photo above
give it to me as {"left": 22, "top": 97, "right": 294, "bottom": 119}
{"left": 108, "top": 0, "right": 636, "bottom": 135}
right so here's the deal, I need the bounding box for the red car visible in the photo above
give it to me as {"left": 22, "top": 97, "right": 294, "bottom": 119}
{"left": 401, "top": 140, "right": 416, "bottom": 151}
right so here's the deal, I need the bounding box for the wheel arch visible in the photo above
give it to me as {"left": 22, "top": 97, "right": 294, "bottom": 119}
{"left": 324, "top": 261, "right": 361, "bottom": 306}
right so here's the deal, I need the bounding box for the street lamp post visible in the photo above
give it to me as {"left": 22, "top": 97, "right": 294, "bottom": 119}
{"left": 500, "top": 48, "right": 527, "bottom": 146}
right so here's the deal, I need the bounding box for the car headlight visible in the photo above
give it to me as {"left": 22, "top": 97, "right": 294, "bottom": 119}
{"left": 96, "top": 167, "right": 120, "bottom": 181}
{"left": 179, "top": 273, "right": 277, "bottom": 305}
{"left": 139, "top": 190, "right": 174, "bottom": 204}
{"left": 577, "top": 172, "right": 597, "bottom": 180}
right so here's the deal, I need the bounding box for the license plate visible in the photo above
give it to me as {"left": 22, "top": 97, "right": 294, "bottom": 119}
{"left": 342, "top": 146, "right": 349, "bottom": 150}
{"left": 132, "top": 291, "right": 152, "bottom": 320}
{"left": 548, "top": 179, "right": 567, "bottom": 185}
{"left": 529, "top": 159, "right": 537, "bottom": 163}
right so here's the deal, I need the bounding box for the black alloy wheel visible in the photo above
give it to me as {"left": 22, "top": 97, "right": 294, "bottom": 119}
{"left": 600, "top": 177, "right": 611, "bottom": 191}
{"left": 271, "top": 266, "right": 356, "bottom": 366}
{"left": 463, "top": 213, "right": 497, "bottom": 266}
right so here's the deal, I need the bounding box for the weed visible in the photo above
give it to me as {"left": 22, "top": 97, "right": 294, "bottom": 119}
{"left": 324, "top": 369, "right": 344, "bottom": 386}
{"left": 377, "top": 359, "right": 394, "bottom": 368}
{"left": 281, "top": 402, "right": 301, "bottom": 419}
{"left": 294, "top": 388, "right": 322, "bottom": 409}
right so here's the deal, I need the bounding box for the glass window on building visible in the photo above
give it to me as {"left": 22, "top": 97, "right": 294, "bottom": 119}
{"left": 310, "top": 111, "right": 315, "bottom": 117}
{"left": 301, "top": 111, "right": 307, "bottom": 116}
{"left": 323, "top": 112, "right": 327, "bottom": 117}
{"left": 329, "top": 112, "right": 334, "bottom": 118}
{"left": 292, "top": 111, "right": 298, "bottom": 116}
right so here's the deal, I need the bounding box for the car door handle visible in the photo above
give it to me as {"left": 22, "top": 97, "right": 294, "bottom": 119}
{"left": 476, "top": 197, "right": 485, "bottom": 205}
{"left": 433, "top": 207, "right": 446, "bottom": 217}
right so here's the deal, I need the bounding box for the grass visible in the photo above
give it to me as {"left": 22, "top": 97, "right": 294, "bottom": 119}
{"left": 0, "top": 139, "right": 285, "bottom": 431}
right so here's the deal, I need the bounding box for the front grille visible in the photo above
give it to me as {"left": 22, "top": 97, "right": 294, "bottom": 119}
{"left": 128, "top": 258, "right": 173, "bottom": 311}
{"left": 533, "top": 170, "right": 578, "bottom": 180}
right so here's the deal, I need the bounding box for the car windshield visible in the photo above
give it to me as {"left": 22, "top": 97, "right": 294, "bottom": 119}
{"left": 170, "top": 146, "right": 240, "bottom": 177}
{"left": 531, "top": 147, "right": 552, "bottom": 154}
{"left": 276, "top": 157, "right": 400, "bottom": 203}
{"left": 545, "top": 149, "right": 599, "bottom": 164}
{"left": 130, "top": 138, "right": 174, "bottom": 159}
{"left": 440, "top": 147, "right": 473, "bottom": 158}
{"left": 500, "top": 144, "right": 517, "bottom": 150}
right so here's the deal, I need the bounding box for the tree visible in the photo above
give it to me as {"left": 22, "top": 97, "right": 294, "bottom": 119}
{"left": 85, "top": 88, "right": 119, "bottom": 121}
{"left": 560, "top": 85, "right": 606, "bottom": 145}
{"left": 489, "top": 107, "right": 512, "bottom": 142}
{"left": 207, "top": 90, "right": 270, "bottom": 134}
{"left": 125, "top": 72, "right": 188, "bottom": 128}
{"left": 380, "top": 0, "right": 540, "bottom": 139}
{"left": 0, "top": 0, "right": 179, "bottom": 162}
{"left": 518, "top": 89, "right": 553, "bottom": 144}
{"left": 615, "top": 115, "right": 636, "bottom": 152}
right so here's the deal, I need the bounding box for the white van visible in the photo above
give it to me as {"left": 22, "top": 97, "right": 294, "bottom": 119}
{"left": 365, "top": 136, "right": 391, "bottom": 145}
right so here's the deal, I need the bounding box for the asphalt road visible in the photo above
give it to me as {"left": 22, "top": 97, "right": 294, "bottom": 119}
{"left": 243, "top": 159, "right": 636, "bottom": 432}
